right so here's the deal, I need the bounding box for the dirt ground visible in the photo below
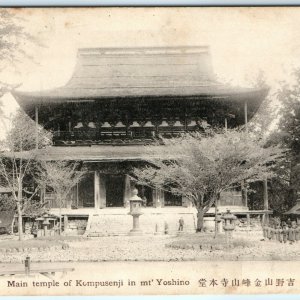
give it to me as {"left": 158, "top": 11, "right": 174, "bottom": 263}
{"left": 0, "top": 231, "right": 300, "bottom": 263}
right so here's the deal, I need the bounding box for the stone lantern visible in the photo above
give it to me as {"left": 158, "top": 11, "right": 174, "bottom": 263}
{"left": 214, "top": 210, "right": 222, "bottom": 235}
{"left": 128, "top": 188, "right": 143, "bottom": 235}
{"left": 42, "top": 218, "right": 50, "bottom": 237}
{"left": 221, "top": 209, "right": 237, "bottom": 248}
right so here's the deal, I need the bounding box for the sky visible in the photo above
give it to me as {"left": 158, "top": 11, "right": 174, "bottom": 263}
{"left": 1, "top": 7, "right": 300, "bottom": 136}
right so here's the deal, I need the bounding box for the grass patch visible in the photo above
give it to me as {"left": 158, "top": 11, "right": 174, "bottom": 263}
{"left": 0, "top": 235, "right": 89, "bottom": 252}
{"left": 166, "top": 233, "right": 252, "bottom": 251}
{"left": 37, "top": 235, "right": 88, "bottom": 242}
{"left": 0, "top": 239, "right": 67, "bottom": 250}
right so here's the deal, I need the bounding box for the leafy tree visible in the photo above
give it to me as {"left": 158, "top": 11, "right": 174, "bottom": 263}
{"left": 134, "top": 130, "right": 284, "bottom": 231}
{"left": 247, "top": 70, "right": 274, "bottom": 136}
{"left": 0, "top": 9, "right": 41, "bottom": 118}
{"left": 264, "top": 68, "right": 300, "bottom": 211}
{"left": 0, "top": 9, "right": 40, "bottom": 76}
{"left": 37, "top": 161, "right": 86, "bottom": 234}
{"left": 0, "top": 110, "right": 52, "bottom": 240}
{"left": 0, "top": 193, "right": 15, "bottom": 212}
{"left": 0, "top": 9, "right": 43, "bottom": 141}
{"left": 276, "top": 70, "right": 300, "bottom": 157}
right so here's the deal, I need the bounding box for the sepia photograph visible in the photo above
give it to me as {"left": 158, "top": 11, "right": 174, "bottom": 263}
{"left": 0, "top": 6, "right": 299, "bottom": 296}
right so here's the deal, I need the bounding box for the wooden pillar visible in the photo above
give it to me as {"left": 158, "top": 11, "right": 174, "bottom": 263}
{"left": 182, "top": 196, "right": 192, "bottom": 208}
{"left": 214, "top": 203, "right": 218, "bottom": 238}
{"left": 160, "top": 189, "right": 165, "bottom": 207}
{"left": 263, "top": 177, "right": 269, "bottom": 225}
{"left": 99, "top": 174, "right": 106, "bottom": 209}
{"left": 64, "top": 215, "right": 68, "bottom": 233}
{"left": 244, "top": 186, "right": 248, "bottom": 208}
{"left": 35, "top": 106, "right": 39, "bottom": 149}
{"left": 241, "top": 181, "right": 248, "bottom": 207}
{"left": 123, "top": 175, "right": 131, "bottom": 208}
{"left": 244, "top": 101, "right": 248, "bottom": 133}
{"left": 152, "top": 188, "right": 159, "bottom": 208}
{"left": 94, "top": 171, "right": 100, "bottom": 209}
{"left": 76, "top": 183, "right": 79, "bottom": 207}
{"left": 153, "top": 188, "right": 166, "bottom": 208}
{"left": 40, "top": 185, "right": 45, "bottom": 204}
{"left": 224, "top": 118, "right": 228, "bottom": 132}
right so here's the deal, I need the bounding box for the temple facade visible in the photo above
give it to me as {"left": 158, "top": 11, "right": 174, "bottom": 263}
{"left": 13, "top": 46, "right": 270, "bottom": 235}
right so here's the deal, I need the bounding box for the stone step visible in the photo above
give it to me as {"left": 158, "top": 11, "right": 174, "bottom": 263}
{"left": 86, "top": 212, "right": 196, "bottom": 236}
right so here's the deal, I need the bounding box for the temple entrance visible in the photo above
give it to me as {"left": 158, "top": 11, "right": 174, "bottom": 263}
{"left": 78, "top": 172, "right": 95, "bottom": 208}
{"left": 136, "top": 185, "right": 153, "bottom": 207}
{"left": 164, "top": 191, "right": 182, "bottom": 206}
{"left": 106, "top": 175, "right": 125, "bottom": 207}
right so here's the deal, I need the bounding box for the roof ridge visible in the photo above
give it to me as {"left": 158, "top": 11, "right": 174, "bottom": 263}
{"left": 77, "top": 46, "right": 210, "bottom": 56}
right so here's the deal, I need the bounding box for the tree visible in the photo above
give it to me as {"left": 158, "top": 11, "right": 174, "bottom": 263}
{"left": 276, "top": 69, "right": 300, "bottom": 154}
{"left": 134, "top": 130, "right": 284, "bottom": 231}
{"left": 0, "top": 9, "right": 40, "bottom": 76}
{"left": 266, "top": 68, "right": 300, "bottom": 209}
{"left": 0, "top": 9, "right": 41, "bottom": 119}
{"left": 0, "top": 9, "right": 43, "bottom": 145}
{"left": 246, "top": 70, "right": 274, "bottom": 136}
{"left": 37, "top": 161, "right": 86, "bottom": 234}
{"left": 0, "top": 109, "right": 52, "bottom": 240}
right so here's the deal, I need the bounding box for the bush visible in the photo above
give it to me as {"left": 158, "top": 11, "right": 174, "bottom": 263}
{"left": 0, "top": 194, "right": 15, "bottom": 212}
{"left": 166, "top": 233, "right": 252, "bottom": 251}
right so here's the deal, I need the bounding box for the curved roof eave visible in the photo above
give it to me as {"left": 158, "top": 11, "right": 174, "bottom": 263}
{"left": 12, "top": 87, "right": 268, "bottom": 107}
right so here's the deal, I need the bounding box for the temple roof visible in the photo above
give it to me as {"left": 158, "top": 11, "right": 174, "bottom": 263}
{"left": 13, "top": 46, "right": 264, "bottom": 106}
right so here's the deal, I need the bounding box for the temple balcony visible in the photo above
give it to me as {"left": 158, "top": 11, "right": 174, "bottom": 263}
{"left": 52, "top": 127, "right": 196, "bottom": 146}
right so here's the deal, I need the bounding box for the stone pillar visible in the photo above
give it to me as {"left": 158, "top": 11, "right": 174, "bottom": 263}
{"left": 132, "top": 215, "right": 141, "bottom": 233}
{"left": 246, "top": 213, "right": 250, "bottom": 230}
{"left": 128, "top": 188, "right": 143, "bottom": 236}
{"left": 123, "top": 175, "right": 131, "bottom": 208}
{"left": 94, "top": 171, "right": 100, "bottom": 209}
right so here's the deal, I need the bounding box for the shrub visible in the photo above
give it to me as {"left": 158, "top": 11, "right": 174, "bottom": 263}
{"left": 166, "top": 233, "right": 252, "bottom": 251}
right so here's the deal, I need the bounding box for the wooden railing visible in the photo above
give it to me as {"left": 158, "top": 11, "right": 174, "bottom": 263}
{"left": 52, "top": 128, "right": 188, "bottom": 145}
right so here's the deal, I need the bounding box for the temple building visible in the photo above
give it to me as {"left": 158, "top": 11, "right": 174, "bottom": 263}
{"left": 13, "top": 46, "right": 270, "bottom": 235}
